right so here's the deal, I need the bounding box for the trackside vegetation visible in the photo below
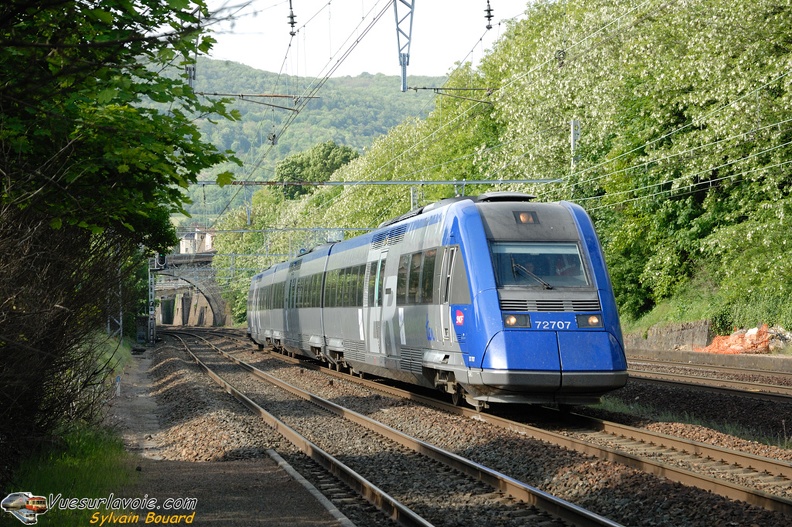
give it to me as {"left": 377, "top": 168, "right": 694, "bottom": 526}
{"left": 0, "top": 0, "right": 239, "bottom": 491}
{"left": 5, "top": 427, "right": 137, "bottom": 526}
{"left": 209, "top": 0, "right": 792, "bottom": 339}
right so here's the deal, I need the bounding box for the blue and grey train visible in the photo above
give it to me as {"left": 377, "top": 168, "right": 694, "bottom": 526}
{"left": 247, "top": 192, "right": 627, "bottom": 409}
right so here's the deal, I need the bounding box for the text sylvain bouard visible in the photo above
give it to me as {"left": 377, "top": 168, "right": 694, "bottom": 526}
{"left": 90, "top": 511, "right": 196, "bottom": 525}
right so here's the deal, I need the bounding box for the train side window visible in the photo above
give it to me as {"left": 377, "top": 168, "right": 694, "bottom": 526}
{"left": 350, "top": 267, "right": 358, "bottom": 307}
{"left": 396, "top": 254, "right": 409, "bottom": 305}
{"left": 375, "top": 254, "right": 387, "bottom": 307}
{"left": 337, "top": 268, "right": 346, "bottom": 307}
{"left": 345, "top": 267, "right": 356, "bottom": 307}
{"left": 330, "top": 269, "right": 341, "bottom": 307}
{"left": 367, "top": 261, "right": 377, "bottom": 306}
{"left": 325, "top": 271, "right": 335, "bottom": 307}
{"left": 449, "top": 251, "right": 472, "bottom": 304}
{"left": 338, "top": 269, "right": 345, "bottom": 307}
{"left": 353, "top": 265, "right": 362, "bottom": 306}
{"left": 347, "top": 267, "right": 354, "bottom": 307}
{"left": 408, "top": 252, "right": 421, "bottom": 303}
{"left": 299, "top": 276, "right": 305, "bottom": 308}
{"left": 353, "top": 265, "right": 366, "bottom": 307}
{"left": 421, "top": 249, "right": 436, "bottom": 304}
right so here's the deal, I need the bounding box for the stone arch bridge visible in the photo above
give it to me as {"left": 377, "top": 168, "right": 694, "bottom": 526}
{"left": 154, "top": 252, "right": 230, "bottom": 326}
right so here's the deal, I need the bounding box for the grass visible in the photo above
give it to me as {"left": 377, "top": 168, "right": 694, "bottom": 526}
{"left": 620, "top": 275, "right": 792, "bottom": 350}
{"left": 2, "top": 335, "right": 139, "bottom": 526}
{"left": 620, "top": 279, "right": 722, "bottom": 337}
{"left": 3, "top": 427, "right": 138, "bottom": 526}
{"left": 596, "top": 396, "right": 792, "bottom": 450}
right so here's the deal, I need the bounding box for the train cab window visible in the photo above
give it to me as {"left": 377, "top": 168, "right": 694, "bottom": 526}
{"left": 491, "top": 242, "right": 589, "bottom": 288}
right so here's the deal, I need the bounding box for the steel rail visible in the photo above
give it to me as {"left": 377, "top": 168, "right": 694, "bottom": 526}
{"left": 627, "top": 357, "right": 792, "bottom": 380}
{"left": 186, "top": 329, "right": 792, "bottom": 516}
{"left": 568, "top": 414, "right": 792, "bottom": 480}
{"left": 176, "top": 330, "right": 624, "bottom": 527}
{"left": 244, "top": 344, "right": 792, "bottom": 516}
{"left": 168, "top": 332, "right": 434, "bottom": 527}
{"left": 627, "top": 371, "right": 792, "bottom": 402}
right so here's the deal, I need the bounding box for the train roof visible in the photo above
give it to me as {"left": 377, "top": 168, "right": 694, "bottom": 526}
{"left": 252, "top": 193, "right": 540, "bottom": 279}
{"left": 378, "top": 192, "right": 536, "bottom": 228}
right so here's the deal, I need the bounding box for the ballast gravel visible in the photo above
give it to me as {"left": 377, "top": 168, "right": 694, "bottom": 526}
{"left": 135, "top": 334, "right": 791, "bottom": 527}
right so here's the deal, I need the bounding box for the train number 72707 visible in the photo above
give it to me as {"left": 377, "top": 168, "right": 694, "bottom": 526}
{"left": 535, "top": 320, "right": 572, "bottom": 330}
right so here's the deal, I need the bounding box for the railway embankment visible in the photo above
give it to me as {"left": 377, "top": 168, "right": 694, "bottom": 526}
{"left": 625, "top": 320, "right": 792, "bottom": 372}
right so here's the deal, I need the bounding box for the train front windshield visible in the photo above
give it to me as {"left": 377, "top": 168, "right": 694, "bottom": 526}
{"left": 490, "top": 242, "right": 589, "bottom": 288}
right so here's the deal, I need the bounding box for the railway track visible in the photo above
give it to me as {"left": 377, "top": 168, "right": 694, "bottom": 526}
{"left": 164, "top": 328, "right": 792, "bottom": 525}
{"left": 628, "top": 358, "right": 792, "bottom": 402}
{"left": 628, "top": 357, "right": 792, "bottom": 383}
{"left": 165, "top": 330, "right": 620, "bottom": 527}
{"left": 290, "top": 352, "right": 792, "bottom": 514}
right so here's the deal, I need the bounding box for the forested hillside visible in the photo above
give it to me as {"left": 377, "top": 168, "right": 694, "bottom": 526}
{"left": 182, "top": 60, "right": 440, "bottom": 223}
{"left": 211, "top": 0, "right": 792, "bottom": 334}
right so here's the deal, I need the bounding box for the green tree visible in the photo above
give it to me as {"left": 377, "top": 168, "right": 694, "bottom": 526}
{"left": 274, "top": 141, "right": 359, "bottom": 200}
{"left": 0, "top": 0, "right": 240, "bottom": 480}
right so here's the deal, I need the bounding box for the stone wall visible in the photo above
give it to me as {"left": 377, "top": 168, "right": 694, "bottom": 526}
{"left": 624, "top": 320, "right": 713, "bottom": 353}
{"left": 159, "top": 292, "right": 231, "bottom": 327}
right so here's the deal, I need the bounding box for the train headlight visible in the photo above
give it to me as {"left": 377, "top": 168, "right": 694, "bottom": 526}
{"left": 503, "top": 314, "right": 530, "bottom": 327}
{"left": 576, "top": 314, "right": 603, "bottom": 328}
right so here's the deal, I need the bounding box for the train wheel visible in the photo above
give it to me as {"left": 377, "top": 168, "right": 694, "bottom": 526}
{"left": 451, "top": 385, "right": 464, "bottom": 407}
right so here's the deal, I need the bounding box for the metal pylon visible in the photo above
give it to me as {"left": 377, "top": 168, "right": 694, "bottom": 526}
{"left": 394, "top": 0, "right": 415, "bottom": 92}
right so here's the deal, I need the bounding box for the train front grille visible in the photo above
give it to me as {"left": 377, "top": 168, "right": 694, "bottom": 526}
{"left": 499, "top": 298, "right": 601, "bottom": 312}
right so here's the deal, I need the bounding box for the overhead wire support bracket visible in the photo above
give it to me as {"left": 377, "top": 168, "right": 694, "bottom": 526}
{"left": 194, "top": 92, "right": 319, "bottom": 112}
{"left": 195, "top": 178, "right": 562, "bottom": 187}
{"left": 394, "top": 0, "right": 415, "bottom": 92}
{"left": 407, "top": 86, "right": 494, "bottom": 105}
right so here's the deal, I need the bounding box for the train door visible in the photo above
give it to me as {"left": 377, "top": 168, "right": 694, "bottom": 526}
{"left": 439, "top": 246, "right": 458, "bottom": 344}
{"left": 252, "top": 280, "right": 262, "bottom": 338}
{"left": 284, "top": 261, "right": 301, "bottom": 350}
{"left": 366, "top": 251, "right": 387, "bottom": 354}
{"left": 439, "top": 245, "right": 472, "bottom": 355}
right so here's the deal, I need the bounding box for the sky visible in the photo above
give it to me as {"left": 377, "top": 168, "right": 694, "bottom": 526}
{"left": 205, "top": 1, "right": 528, "bottom": 79}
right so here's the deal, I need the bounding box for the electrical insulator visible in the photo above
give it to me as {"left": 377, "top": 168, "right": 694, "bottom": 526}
{"left": 485, "top": 1, "right": 494, "bottom": 30}
{"left": 288, "top": 0, "right": 297, "bottom": 36}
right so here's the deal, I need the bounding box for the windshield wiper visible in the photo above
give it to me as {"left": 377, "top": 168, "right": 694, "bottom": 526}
{"left": 511, "top": 256, "right": 553, "bottom": 289}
